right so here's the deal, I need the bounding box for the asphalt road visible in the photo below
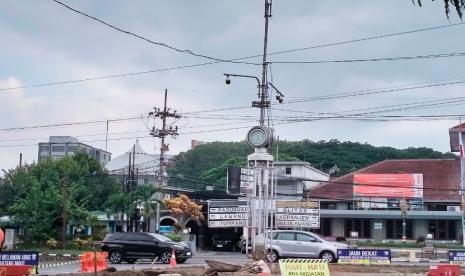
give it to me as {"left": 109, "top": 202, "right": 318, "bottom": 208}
{"left": 38, "top": 251, "right": 250, "bottom": 275}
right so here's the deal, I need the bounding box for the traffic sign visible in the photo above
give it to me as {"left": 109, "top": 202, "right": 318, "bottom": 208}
{"left": 276, "top": 201, "right": 320, "bottom": 229}
{"left": 208, "top": 200, "right": 249, "bottom": 228}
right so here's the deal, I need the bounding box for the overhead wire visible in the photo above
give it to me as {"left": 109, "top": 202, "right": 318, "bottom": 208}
{"left": 1, "top": 22, "right": 464, "bottom": 92}
{"left": 270, "top": 51, "right": 465, "bottom": 64}
{"left": 51, "top": 0, "right": 260, "bottom": 65}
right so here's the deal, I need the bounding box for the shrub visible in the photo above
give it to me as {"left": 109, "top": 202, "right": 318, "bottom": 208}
{"left": 46, "top": 238, "right": 58, "bottom": 249}
{"left": 165, "top": 233, "right": 182, "bottom": 242}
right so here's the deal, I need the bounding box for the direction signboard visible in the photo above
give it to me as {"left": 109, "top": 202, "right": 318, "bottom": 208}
{"left": 208, "top": 200, "right": 249, "bottom": 228}
{"left": 240, "top": 168, "right": 255, "bottom": 195}
{"left": 276, "top": 201, "right": 320, "bottom": 229}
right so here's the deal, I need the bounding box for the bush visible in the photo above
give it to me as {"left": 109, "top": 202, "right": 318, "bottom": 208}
{"left": 416, "top": 236, "right": 425, "bottom": 243}
{"left": 46, "top": 238, "right": 58, "bottom": 249}
{"left": 165, "top": 233, "right": 182, "bottom": 242}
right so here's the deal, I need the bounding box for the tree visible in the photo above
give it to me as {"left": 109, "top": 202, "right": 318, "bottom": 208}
{"left": 4, "top": 152, "right": 120, "bottom": 242}
{"left": 414, "top": 0, "right": 464, "bottom": 19}
{"left": 168, "top": 140, "right": 454, "bottom": 189}
{"left": 164, "top": 194, "right": 203, "bottom": 232}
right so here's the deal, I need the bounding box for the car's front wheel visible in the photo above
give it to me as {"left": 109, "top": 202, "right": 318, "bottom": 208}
{"left": 266, "top": 250, "right": 279, "bottom": 263}
{"left": 160, "top": 251, "right": 172, "bottom": 264}
{"left": 109, "top": 250, "right": 124, "bottom": 264}
{"left": 320, "top": 250, "right": 336, "bottom": 263}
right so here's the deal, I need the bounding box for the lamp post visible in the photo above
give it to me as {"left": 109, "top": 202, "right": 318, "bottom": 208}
{"left": 400, "top": 198, "right": 409, "bottom": 241}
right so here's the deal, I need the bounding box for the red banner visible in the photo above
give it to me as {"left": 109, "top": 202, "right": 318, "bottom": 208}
{"left": 353, "top": 174, "right": 423, "bottom": 198}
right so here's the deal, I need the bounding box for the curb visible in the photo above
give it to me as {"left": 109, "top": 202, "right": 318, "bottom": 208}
{"left": 38, "top": 260, "right": 80, "bottom": 268}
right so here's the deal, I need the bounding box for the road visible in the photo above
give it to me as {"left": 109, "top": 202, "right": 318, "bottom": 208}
{"left": 38, "top": 251, "right": 250, "bottom": 275}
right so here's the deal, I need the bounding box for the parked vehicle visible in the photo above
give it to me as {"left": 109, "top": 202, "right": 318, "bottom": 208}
{"left": 101, "top": 232, "right": 192, "bottom": 264}
{"left": 255, "top": 230, "right": 348, "bottom": 263}
{"left": 212, "top": 233, "right": 240, "bottom": 251}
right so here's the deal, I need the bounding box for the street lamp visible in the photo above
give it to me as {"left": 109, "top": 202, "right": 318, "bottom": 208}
{"left": 400, "top": 198, "right": 409, "bottom": 241}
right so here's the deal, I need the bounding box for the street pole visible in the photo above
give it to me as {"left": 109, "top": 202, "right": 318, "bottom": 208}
{"left": 400, "top": 198, "right": 408, "bottom": 242}
{"left": 459, "top": 125, "right": 465, "bottom": 246}
{"left": 149, "top": 89, "right": 181, "bottom": 187}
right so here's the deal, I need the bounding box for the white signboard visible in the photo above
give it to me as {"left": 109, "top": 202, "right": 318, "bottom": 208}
{"left": 276, "top": 201, "right": 320, "bottom": 229}
{"left": 208, "top": 200, "right": 249, "bottom": 228}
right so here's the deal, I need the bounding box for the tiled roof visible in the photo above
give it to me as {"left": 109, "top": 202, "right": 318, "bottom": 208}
{"left": 308, "top": 159, "right": 460, "bottom": 202}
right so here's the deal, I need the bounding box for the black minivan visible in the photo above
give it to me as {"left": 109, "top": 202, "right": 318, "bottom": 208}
{"left": 100, "top": 232, "right": 192, "bottom": 264}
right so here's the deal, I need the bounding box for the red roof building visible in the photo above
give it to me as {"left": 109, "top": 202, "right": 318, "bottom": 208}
{"left": 309, "top": 159, "right": 460, "bottom": 203}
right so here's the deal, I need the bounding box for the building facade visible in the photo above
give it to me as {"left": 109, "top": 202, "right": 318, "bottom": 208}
{"left": 308, "top": 159, "right": 462, "bottom": 241}
{"left": 275, "top": 161, "right": 329, "bottom": 200}
{"left": 38, "top": 136, "right": 111, "bottom": 166}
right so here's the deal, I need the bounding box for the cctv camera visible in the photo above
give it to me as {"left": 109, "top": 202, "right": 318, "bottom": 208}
{"left": 225, "top": 76, "right": 231, "bottom": 85}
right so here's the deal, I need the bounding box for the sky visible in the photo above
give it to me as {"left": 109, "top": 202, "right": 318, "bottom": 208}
{"left": 0, "top": 0, "right": 464, "bottom": 171}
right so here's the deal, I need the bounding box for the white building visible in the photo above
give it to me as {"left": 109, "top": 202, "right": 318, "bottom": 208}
{"left": 105, "top": 140, "right": 171, "bottom": 186}
{"left": 38, "top": 136, "right": 111, "bottom": 166}
{"left": 275, "top": 161, "right": 329, "bottom": 199}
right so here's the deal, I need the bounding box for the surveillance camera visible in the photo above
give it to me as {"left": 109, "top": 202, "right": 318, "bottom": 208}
{"left": 225, "top": 76, "right": 231, "bottom": 85}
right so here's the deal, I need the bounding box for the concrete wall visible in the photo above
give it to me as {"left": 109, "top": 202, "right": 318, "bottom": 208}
{"left": 331, "top": 218, "right": 344, "bottom": 237}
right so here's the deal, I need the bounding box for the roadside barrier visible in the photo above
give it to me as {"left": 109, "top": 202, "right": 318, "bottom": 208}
{"left": 79, "top": 252, "right": 108, "bottom": 273}
{"left": 38, "top": 260, "right": 80, "bottom": 268}
{"left": 279, "top": 259, "right": 330, "bottom": 276}
{"left": 0, "top": 265, "right": 32, "bottom": 276}
{"left": 427, "top": 264, "right": 460, "bottom": 276}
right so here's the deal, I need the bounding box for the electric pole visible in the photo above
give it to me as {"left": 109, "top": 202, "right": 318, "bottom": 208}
{"left": 149, "top": 89, "right": 181, "bottom": 187}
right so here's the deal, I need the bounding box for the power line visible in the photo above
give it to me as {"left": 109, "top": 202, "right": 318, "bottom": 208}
{"left": 284, "top": 78, "right": 465, "bottom": 105}
{"left": 1, "top": 22, "right": 463, "bottom": 92}
{"left": 266, "top": 22, "right": 465, "bottom": 57}
{"left": 51, "top": 0, "right": 259, "bottom": 65}
{"left": 0, "top": 115, "right": 143, "bottom": 133}
{"left": 271, "top": 51, "right": 465, "bottom": 64}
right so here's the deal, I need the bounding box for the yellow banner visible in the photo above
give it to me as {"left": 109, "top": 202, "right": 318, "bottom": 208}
{"left": 279, "top": 259, "right": 330, "bottom": 276}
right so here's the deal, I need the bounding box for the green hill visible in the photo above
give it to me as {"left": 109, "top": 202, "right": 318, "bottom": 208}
{"left": 167, "top": 139, "right": 455, "bottom": 190}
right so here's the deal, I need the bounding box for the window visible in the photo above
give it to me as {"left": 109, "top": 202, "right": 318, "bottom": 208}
{"left": 276, "top": 232, "right": 295, "bottom": 241}
{"left": 345, "top": 219, "right": 371, "bottom": 238}
{"left": 39, "top": 145, "right": 49, "bottom": 152}
{"left": 296, "top": 233, "right": 318, "bottom": 242}
{"left": 51, "top": 145, "right": 65, "bottom": 152}
{"left": 67, "top": 145, "right": 79, "bottom": 153}
{"left": 386, "top": 220, "right": 413, "bottom": 239}
{"left": 285, "top": 167, "right": 292, "bottom": 175}
{"left": 428, "top": 220, "right": 456, "bottom": 240}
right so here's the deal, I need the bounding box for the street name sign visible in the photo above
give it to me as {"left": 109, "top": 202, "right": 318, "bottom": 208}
{"left": 276, "top": 201, "right": 320, "bottom": 229}
{"left": 208, "top": 200, "right": 249, "bottom": 228}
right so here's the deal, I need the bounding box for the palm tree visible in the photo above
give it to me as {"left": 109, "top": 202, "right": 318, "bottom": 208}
{"left": 414, "top": 0, "right": 464, "bottom": 18}
{"left": 129, "top": 186, "right": 161, "bottom": 232}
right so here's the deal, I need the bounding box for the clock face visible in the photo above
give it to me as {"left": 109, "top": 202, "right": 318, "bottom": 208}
{"left": 248, "top": 127, "right": 268, "bottom": 147}
{"left": 247, "top": 126, "right": 270, "bottom": 148}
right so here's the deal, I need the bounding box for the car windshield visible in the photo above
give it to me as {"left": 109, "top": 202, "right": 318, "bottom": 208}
{"left": 149, "top": 233, "right": 172, "bottom": 242}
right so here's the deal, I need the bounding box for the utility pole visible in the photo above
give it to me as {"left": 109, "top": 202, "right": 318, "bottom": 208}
{"left": 149, "top": 89, "right": 181, "bottom": 187}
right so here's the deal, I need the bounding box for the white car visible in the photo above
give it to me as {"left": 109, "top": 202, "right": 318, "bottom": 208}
{"left": 256, "top": 230, "right": 348, "bottom": 263}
